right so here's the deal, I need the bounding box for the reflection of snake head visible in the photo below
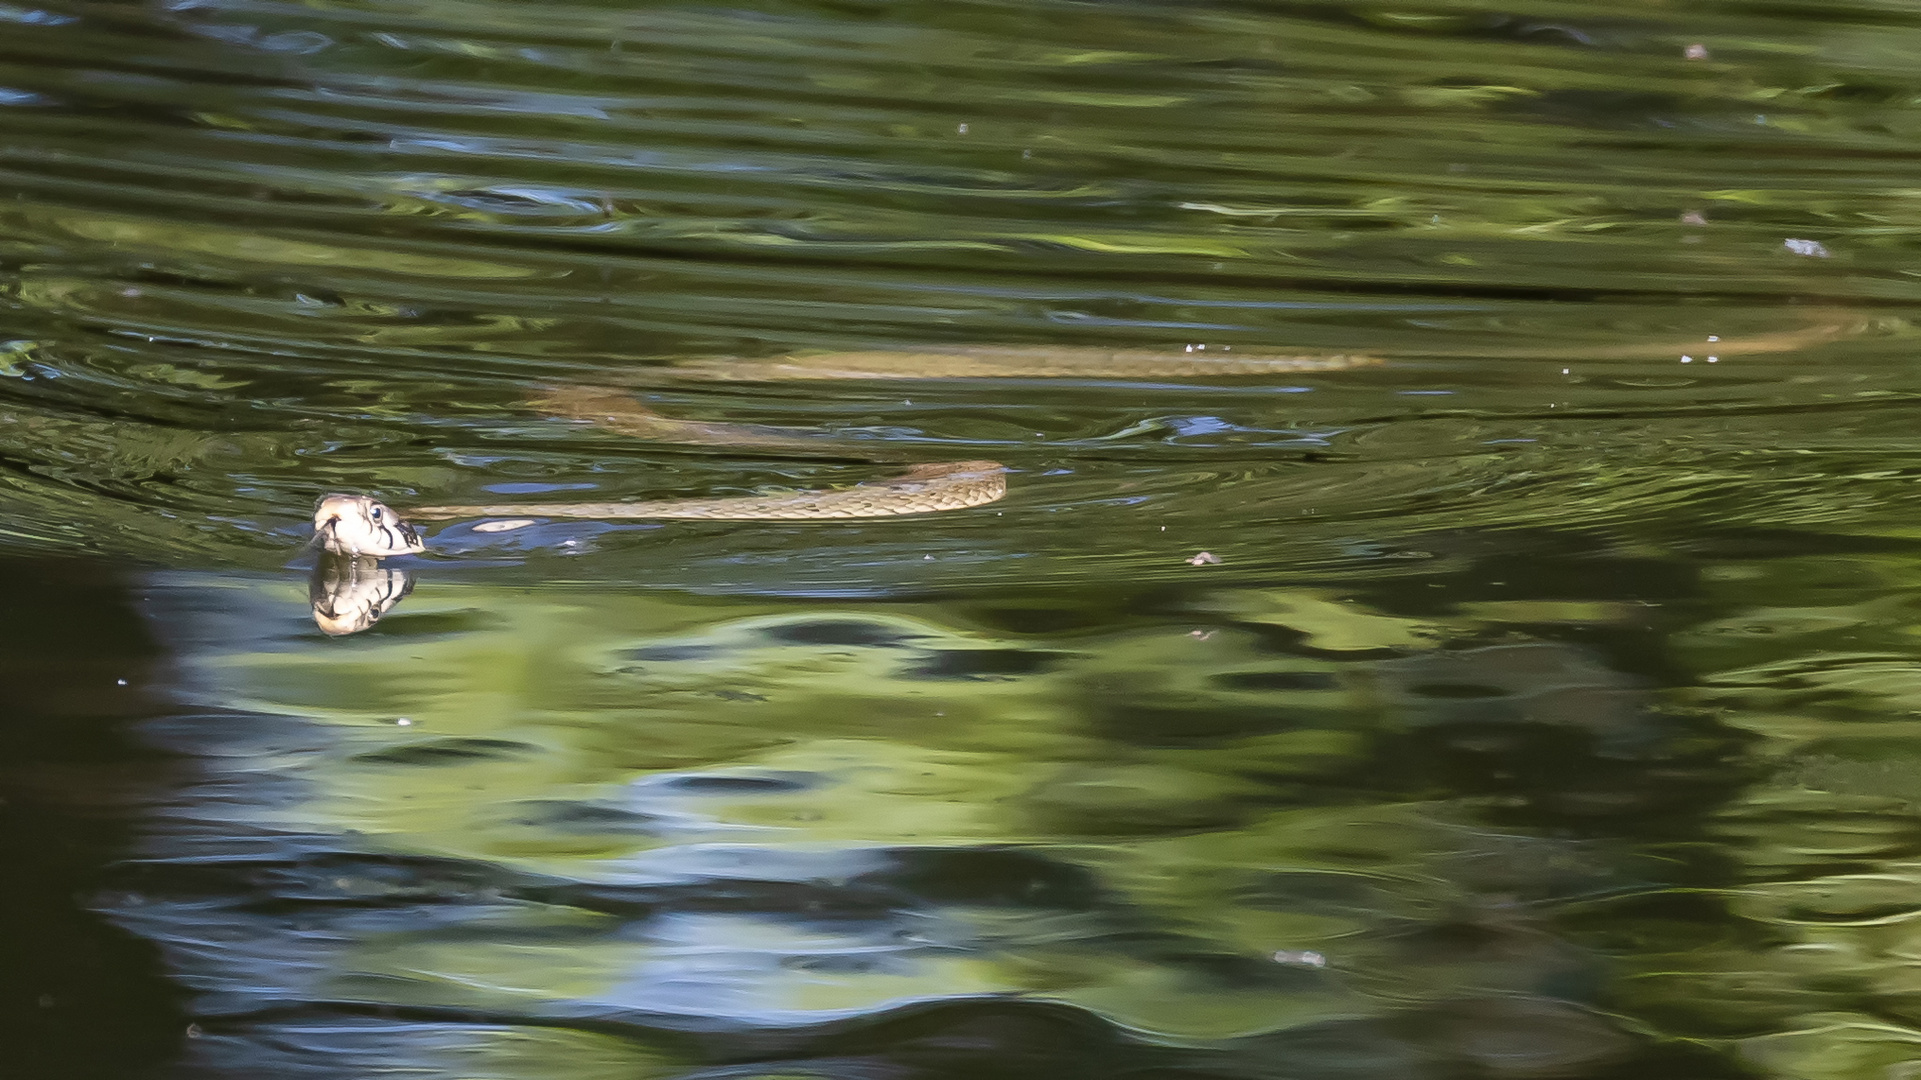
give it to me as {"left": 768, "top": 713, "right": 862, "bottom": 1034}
{"left": 312, "top": 494, "right": 425, "bottom": 558}
{"left": 310, "top": 555, "right": 414, "bottom": 636}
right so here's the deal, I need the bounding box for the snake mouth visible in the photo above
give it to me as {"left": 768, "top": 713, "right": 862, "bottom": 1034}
{"left": 307, "top": 515, "right": 340, "bottom": 551}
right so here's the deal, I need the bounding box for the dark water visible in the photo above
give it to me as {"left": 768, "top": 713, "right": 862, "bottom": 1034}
{"left": 7, "top": 1, "right": 1921, "bottom": 1077}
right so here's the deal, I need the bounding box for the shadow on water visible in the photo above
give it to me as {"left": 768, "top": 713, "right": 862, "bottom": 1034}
{"left": 0, "top": 559, "right": 185, "bottom": 1078}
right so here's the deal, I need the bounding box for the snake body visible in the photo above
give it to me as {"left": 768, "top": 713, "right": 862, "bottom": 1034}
{"left": 312, "top": 460, "right": 1009, "bottom": 558}
{"left": 311, "top": 348, "right": 1393, "bottom": 557}
{"left": 405, "top": 460, "right": 1007, "bottom": 522}
{"left": 664, "top": 346, "right": 1382, "bottom": 381}
{"left": 312, "top": 323, "right": 1871, "bottom": 559}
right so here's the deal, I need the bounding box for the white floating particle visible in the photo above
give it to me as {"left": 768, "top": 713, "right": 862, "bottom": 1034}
{"left": 1784, "top": 238, "right": 1831, "bottom": 258}
{"left": 396, "top": 717, "right": 413, "bottom": 726}
{"left": 1707, "top": 355, "right": 1718, "bottom": 362}
{"left": 1707, "top": 335, "right": 1720, "bottom": 342}
{"left": 1273, "top": 949, "right": 1328, "bottom": 967}
{"left": 473, "top": 518, "right": 537, "bottom": 533}
{"left": 1681, "top": 355, "right": 1693, "bottom": 363}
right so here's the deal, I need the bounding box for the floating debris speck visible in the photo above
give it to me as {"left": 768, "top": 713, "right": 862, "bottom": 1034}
{"left": 472, "top": 518, "right": 538, "bottom": 533}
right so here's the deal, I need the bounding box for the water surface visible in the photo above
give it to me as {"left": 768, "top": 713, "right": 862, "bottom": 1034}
{"left": 5, "top": 1, "right": 1921, "bottom": 1077}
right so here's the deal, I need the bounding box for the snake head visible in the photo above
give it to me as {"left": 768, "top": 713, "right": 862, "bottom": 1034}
{"left": 312, "top": 494, "right": 426, "bottom": 558}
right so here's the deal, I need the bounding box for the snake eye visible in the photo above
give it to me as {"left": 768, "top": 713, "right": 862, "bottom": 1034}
{"left": 371, "top": 506, "right": 384, "bottom": 522}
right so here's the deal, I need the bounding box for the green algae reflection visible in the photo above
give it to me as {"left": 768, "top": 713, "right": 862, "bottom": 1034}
{"left": 143, "top": 570, "right": 1725, "bottom": 1076}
